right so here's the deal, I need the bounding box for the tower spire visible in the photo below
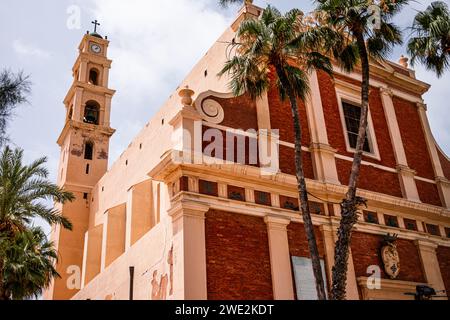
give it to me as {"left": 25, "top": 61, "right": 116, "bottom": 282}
{"left": 45, "top": 31, "right": 115, "bottom": 300}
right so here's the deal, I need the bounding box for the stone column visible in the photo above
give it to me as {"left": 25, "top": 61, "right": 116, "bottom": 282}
{"left": 102, "top": 65, "right": 110, "bottom": 88}
{"left": 306, "top": 70, "right": 340, "bottom": 184}
{"left": 103, "top": 94, "right": 112, "bottom": 127}
{"left": 79, "top": 58, "right": 88, "bottom": 82}
{"left": 380, "top": 88, "right": 420, "bottom": 202}
{"left": 417, "top": 102, "right": 450, "bottom": 209}
{"left": 264, "top": 216, "right": 295, "bottom": 300}
{"left": 415, "top": 240, "right": 447, "bottom": 298}
{"left": 321, "top": 225, "right": 359, "bottom": 300}
{"left": 72, "top": 87, "right": 84, "bottom": 122}
{"left": 168, "top": 201, "right": 209, "bottom": 300}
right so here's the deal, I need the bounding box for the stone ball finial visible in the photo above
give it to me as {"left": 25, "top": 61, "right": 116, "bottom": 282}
{"left": 178, "top": 86, "right": 195, "bottom": 106}
{"left": 398, "top": 55, "right": 409, "bottom": 68}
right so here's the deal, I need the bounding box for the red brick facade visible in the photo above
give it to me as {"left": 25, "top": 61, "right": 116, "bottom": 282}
{"left": 198, "top": 67, "right": 449, "bottom": 300}
{"left": 279, "top": 145, "right": 314, "bottom": 179}
{"left": 336, "top": 158, "right": 403, "bottom": 197}
{"left": 437, "top": 246, "right": 450, "bottom": 294}
{"left": 350, "top": 232, "right": 425, "bottom": 283}
{"left": 393, "top": 97, "right": 435, "bottom": 180}
{"left": 211, "top": 94, "right": 258, "bottom": 131}
{"left": 438, "top": 148, "right": 450, "bottom": 180}
{"left": 268, "top": 83, "right": 311, "bottom": 146}
{"left": 287, "top": 223, "right": 325, "bottom": 258}
{"left": 415, "top": 180, "right": 442, "bottom": 207}
{"left": 205, "top": 210, "right": 273, "bottom": 300}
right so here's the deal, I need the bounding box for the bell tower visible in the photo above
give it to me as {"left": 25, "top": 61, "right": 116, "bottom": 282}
{"left": 46, "top": 23, "right": 115, "bottom": 300}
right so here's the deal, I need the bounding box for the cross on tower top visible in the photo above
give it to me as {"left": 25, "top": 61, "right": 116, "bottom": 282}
{"left": 91, "top": 20, "right": 100, "bottom": 33}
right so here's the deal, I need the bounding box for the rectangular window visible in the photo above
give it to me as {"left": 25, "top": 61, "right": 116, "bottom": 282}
{"left": 309, "top": 201, "right": 325, "bottom": 216}
{"left": 426, "top": 223, "right": 441, "bottom": 236}
{"left": 279, "top": 195, "right": 299, "bottom": 211}
{"left": 227, "top": 185, "right": 245, "bottom": 202}
{"left": 342, "top": 101, "right": 372, "bottom": 153}
{"left": 363, "top": 210, "right": 379, "bottom": 224}
{"left": 384, "top": 214, "right": 399, "bottom": 228}
{"left": 255, "top": 191, "right": 271, "bottom": 206}
{"left": 404, "top": 218, "right": 418, "bottom": 231}
{"left": 199, "top": 180, "right": 218, "bottom": 197}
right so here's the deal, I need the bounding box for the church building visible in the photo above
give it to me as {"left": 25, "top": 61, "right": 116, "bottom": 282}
{"left": 45, "top": 3, "right": 450, "bottom": 300}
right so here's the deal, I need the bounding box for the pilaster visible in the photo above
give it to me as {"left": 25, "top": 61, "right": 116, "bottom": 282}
{"left": 415, "top": 240, "right": 446, "bottom": 298}
{"left": 306, "top": 70, "right": 340, "bottom": 184}
{"left": 168, "top": 201, "right": 209, "bottom": 300}
{"left": 264, "top": 216, "right": 295, "bottom": 300}
{"left": 321, "top": 225, "right": 359, "bottom": 300}
{"left": 380, "top": 87, "right": 420, "bottom": 202}
{"left": 417, "top": 102, "right": 450, "bottom": 208}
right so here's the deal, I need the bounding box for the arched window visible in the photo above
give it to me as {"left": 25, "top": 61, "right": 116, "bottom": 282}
{"left": 84, "top": 142, "right": 94, "bottom": 160}
{"left": 89, "top": 69, "right": 99, "bottom": 86}
{"left": 83, "top": 101, "right": 100, "bottom": 125}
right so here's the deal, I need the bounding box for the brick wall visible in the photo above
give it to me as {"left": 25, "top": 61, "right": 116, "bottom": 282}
{"left": 279, "top": 145, "right": 315, "bottom": 179}
{"left": 415, "top": 180, "right": 442, "bottom": 207}
{"left": 210, "top": 94, "right": 258, "bottom": 131}
{"left": 336, "top": 158, "right": 403, "bottom": 198}
{"left": 437, "top": 246, "right": 450, "bottom": 294}
{"left": 205, "top": 210, "right": 273, "bottom": 300}
{"left": 351, "top": 232, "right": 425, "bottom": 283}
{"left": 437, "top": 148, "right": 450, "bottom": 180}
{"left": 393, "top": 96, "right": 435, "bottom": 180}
{"left": 268, "top": 83, "right": 311, "bottom": 146}
{"left": 287, "top": 223, "right": 325, "bottom": 258}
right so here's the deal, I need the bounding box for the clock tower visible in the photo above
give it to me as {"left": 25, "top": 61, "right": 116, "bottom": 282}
{"left": 46, "top": 25, "right": 115, "bottom": 300}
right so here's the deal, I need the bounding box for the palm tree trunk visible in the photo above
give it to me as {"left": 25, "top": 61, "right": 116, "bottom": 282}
{"left": 331, "top": 31, "right": 370, "bottom": 300}
{"left": 0, "top": 256, "right": 7, "bottom": 300}
{"left": 275, "top": 65, "right": 327, "bottom": 300}
{"left": 0, "top": 288, "right": 9, "bottom": 300}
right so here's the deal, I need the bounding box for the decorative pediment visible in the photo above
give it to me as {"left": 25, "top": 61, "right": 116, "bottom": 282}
{"left": 194, "top": 90, "right": 235, "bottom": 125}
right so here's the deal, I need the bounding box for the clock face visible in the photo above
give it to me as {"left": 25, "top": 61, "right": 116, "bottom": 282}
{"left": 90, "top": 43, "right": 102, "bottom": 54}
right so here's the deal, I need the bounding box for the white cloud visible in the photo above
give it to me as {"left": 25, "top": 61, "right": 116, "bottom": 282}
{"left": 88, "top": 0, "right": 229, "bottom": 101}
{"left": 12, "top": 39, "right": 51, "bottom": 59}
{"left": 86, "top": 0, "right": 231, "bottom": 161}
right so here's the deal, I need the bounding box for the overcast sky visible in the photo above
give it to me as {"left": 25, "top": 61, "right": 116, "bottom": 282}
{"left": 1, "top": 0, "right": 449, "bottom": 234}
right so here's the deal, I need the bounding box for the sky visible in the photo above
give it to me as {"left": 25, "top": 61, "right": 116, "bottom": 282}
{"left": 0, "top": 0, "right": 449, "bottom": 234}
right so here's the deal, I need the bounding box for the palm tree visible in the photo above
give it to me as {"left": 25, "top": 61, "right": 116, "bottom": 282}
{"left": 408, "top": 1, "right": 450, "bottom": 77}
{"left": 0, "top": 70, "right": 30, "bottom": 146}
{"left": 315, "top": 0, "right": 408, "bottom": 300}
{"left": 219, "top": 6, "right": 333, "bottom": 300}
{"left": 0, "top": 227, "right": 59, "bottom": 300}
{"left": 0, "top": 146, "right": 74, "bottom": 236}
{"left": 0, "top": 146, "right": 74, "bottom": 300}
